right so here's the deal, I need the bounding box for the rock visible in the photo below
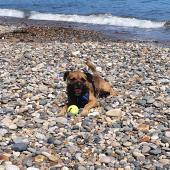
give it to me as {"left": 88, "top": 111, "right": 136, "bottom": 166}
{"left": 0, "top": 165, "right": 5, "bottom": 170}
{"left": 151, "top": 134, "right": 159, "bottom": 140}
{"left": 159, "top": 159, "right": 170, "bottom": 165}
{"left": 16, "top": 120, "right": 26, "bottom": 128}
{"left": 34, "top": 155, "right": 45, "bottom": 163}
{"left": 123, "top": 141, "right": 132, "bottom": 147}
{"left": 153, "top": 102, "right": 162, "bottom": 108}
{"left": 0, "top": 129, "right": 8, "bottom": 136}
{"left": 136, "top": 99, "right": 146, "bottom": 106}
{"left": 41, "top": 152, "right": 60, "bottom": 162}
{"left": 71, "top": 51, "right": 80, "bottom": 56}
{"left": 35, "top": 132, "right": 46, "bottom": 140}
{"left": 5, "top": 165, "right": 20, "bottom": 170}
{"left": 9, "top": 124, "right": 17, "bottom": 130}
{"left": 32, "top": 63, "right": 45, "bottom": 71}
{"left": 99, "top": 154, "right": 111, "bottom": 163}
{"left": 158, "top": 79, "right": 170, "bottom": 84}
{"left": 13, "top": 137, "right": 27, "bottom": 144}
{"left": 165, "top": 130, "right": 170, "bottom": 138}
{"left": 12, "top": 143, "right": 28, "bottom": 152}
{"left": 137, "top": 124, "right": 150, "bottom": 132}
{"left": 78, "top": 166, "right": 86, "bottom": 170}
{"left": 27, "top": 168, "right": 40, "bottom": 170}
{"left": 144, "top": 96, "right": 155, "bottom": 104}
{"left": 139, "top": 135, "right": 151, "bottom": 142}
{"left": 149, "top": 148, "right": 161, "bottom": 155}
{"left": 106, "top": 109, "right": 122, "bottom": 118}
{"left": 47, "top": 137, "right": 62, "bottom": 145}
{"left": 141, "top": 146, "right": 151, "bottom": 153}
{"left": 61, "top": 167, "right": 69, "bottom": 170}
{"left": 0, "top": 154, "right": 10, "bottom": 161}
{"left": 132, "top": 151, "right": 145, "bottom": 162}
{"left": 55, "top": 117, "right": 67, "bottom": 125}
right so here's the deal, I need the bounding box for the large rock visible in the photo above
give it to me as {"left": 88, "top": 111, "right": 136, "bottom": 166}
{"left": 12, "top": 142, "right": 28, "bottom": 152}
{"left": 106, "top": 109, "right": 122, "bottom": 118}
{"left": 5, "top": 165, "right": 20, "bottom": 170}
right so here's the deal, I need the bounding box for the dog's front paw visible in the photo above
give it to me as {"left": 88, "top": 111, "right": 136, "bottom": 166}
{"left": 80, "top": 109, "right": 89, "bottom": 117}
{"left": 111, "top": 90, "right": 119, "bottom": 96}
{"left": 58, "top": 106, "right": 67, "bottom": 116}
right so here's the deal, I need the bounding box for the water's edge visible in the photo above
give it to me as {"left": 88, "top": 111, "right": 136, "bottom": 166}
{"left": 0, "top": 17, "right": 170, "bottom": 47}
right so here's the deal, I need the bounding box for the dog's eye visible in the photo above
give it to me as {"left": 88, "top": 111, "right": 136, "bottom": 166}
{"left": 70, "top": 78, "right": 76, "bottom": 81}
{"left": 81, "top": 78, "right": 86, "bottom": 82}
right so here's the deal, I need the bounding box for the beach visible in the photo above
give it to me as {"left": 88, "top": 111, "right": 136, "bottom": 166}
{"left": 0, "top": 23, "right": 170, "bottom": 169}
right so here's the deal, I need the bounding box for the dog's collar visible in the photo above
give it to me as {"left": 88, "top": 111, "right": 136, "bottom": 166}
{"left": 77, "top": 92, "right": 89, "bottom": 106}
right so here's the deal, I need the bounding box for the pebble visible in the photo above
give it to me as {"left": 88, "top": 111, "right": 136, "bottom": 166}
{"left": 12, "top": 143, "right": 28, "bottom": 152}
{"left": 141, "top": 146, "right": 151, "bottom": 153}
{"left": 132, "top": 151, "right": 145, "bottom": 162}
{"left": 27, "top": 168, "right": 40, "bottom": 170}
{"left": 106, "top": 109, "right": 122, "bottom": 118}
{"left": 149, "top": 148, "right": 162, "bottom": 155}
{"left": 165, "top": 130, "right": 170, "bottom": 138}
{"left": 123, "top": 141, "right": 132, "bottom": 147}
{"left": 55, "top": 117, "right": 67, "bottom": 125}
{"left": 99, "top": 154, "right": 112, "bottom": 163}
{"left": 5, "top": 165, "right": 20, "bottom": 170}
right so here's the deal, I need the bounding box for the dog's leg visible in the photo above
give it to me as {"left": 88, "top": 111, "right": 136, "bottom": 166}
{"left": 99, "top": 80, "right": 119, "bottom": 97}
{"left": 58, "top": 105, "right": 68, "bottom": 116}
{"left": 80, "top": 94, "right": 98, "bottom": 116}
{"left": 110, "top": 88, "right": 119, "bottom": 96}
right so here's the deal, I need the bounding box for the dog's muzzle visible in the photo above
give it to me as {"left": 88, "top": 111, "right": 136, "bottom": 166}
{"left": 73, "top": 81, "right": 85, "bottom": 96}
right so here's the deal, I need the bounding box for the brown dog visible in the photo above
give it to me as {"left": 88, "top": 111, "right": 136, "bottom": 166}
{"left": 60, "top": 59, "right": 118, "bottom": 116}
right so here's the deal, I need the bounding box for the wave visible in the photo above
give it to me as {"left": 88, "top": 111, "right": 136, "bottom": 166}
{"left": 0, "top": 8, "right": 166, "bottom": 29}
{"left": 0, "top": 9, "right": 24, "bottom": 18}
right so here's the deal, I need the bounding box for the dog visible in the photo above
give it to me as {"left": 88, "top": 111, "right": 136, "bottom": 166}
{"left": 60, "top": 59, "right": 118, "bottom": 116}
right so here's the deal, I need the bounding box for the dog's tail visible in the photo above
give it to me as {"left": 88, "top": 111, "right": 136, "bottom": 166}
{"left": 85, "top": 59, "right": 99, "bottom": 76}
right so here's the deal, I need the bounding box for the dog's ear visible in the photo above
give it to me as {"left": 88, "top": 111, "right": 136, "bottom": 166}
{"left": 64, "top": 71, "right": 70, "bottom": 81}
{"left": 84, "top": 72, "right": 93, "bottom": 82}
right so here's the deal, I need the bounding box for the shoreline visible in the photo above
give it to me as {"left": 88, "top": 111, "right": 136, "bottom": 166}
{"left": 0, "top": 17, "right": 170, "bottom": 47}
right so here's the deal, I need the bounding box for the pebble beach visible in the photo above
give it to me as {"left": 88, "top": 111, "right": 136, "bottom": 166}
{"left": 0, "top": 24, "right": 170, "bottom": 170}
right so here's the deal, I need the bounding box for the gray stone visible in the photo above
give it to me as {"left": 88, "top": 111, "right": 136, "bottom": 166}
{"left": 153, "top": 102, "right": 162, "bottom": 108}
{"left": 12, "top": 142, "right": 28, "bottom": 152}
{"left": 165, "top": 131, "right": 170, "bottom": 138}
{"left": 158, "top": 79, "right": 170, "bottom": 84}
{"left": 78, "top": 166, "right": 86, "bottom": 170}
{"left": 149, "top": 148, "right": 162, "bottom": 155}
{"left": 99, "top": 154, "right": 112, "bottom": 163}
{"left": 136, "top": 99, "right": 146, "bottom": 106}
{"left": 5, "top": 165, "right": 20, "bottom": 170}
{"left": 132, "top": 151, "right": 145, "bottom": 162}
{"left": 0, "top": 129, "right": 8, "bottom": 136}
{"left": 35, "top": 132, "right": 46, "bottom": 140}
{"left": 16, "top": 120, "right": 26, "bottom": 128}
{"left": 27, "top": 167, "right": 40, "bottom": 170}
{"left": 55, "top": 117, "right": 67, "bottom": 125}
{"left": 106, "top": 109, "right": 122, "bottom": 118}
{"left": 141, "top": 146, "right": 151, "bottom": 153}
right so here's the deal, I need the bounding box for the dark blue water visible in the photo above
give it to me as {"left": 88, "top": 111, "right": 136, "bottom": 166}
{"left": 0, "top": 0, "right": 170, "bottom": 41}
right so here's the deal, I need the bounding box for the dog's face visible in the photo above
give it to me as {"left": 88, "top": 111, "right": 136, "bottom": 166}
{"left": 64, "top": 71, "right": 89, "bottom": 96}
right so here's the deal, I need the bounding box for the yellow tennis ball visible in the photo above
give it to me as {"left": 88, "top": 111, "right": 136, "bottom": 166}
{"left": 67, "top": 105, "right": 79, "bottom": 116}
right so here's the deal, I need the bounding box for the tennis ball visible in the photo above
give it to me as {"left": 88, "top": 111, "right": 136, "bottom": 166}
{"left": 67, "top": 105, "right": 79, "bottom": 116}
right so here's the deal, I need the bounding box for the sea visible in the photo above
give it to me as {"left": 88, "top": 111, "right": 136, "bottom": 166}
{"left": 0, "top": 0, "right": 170, "bottom": 42}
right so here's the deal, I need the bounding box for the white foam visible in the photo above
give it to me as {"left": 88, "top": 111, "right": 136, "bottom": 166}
{"left": 0, "top": 9, "right": 24, "bottom": 18}
{"left": 29, "top": 12, "right": 164, "bottom": 29}
{"left": 0, "top": 8, "right": 165, "bottom": 29}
